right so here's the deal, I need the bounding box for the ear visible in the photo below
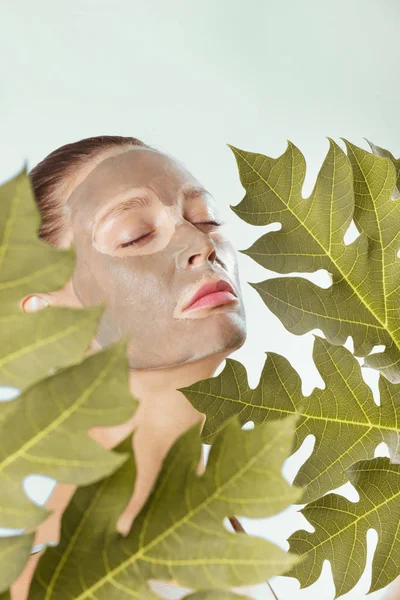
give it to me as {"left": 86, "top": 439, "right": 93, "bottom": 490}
{"left": 20, "top": 294, "right": 50, "bottom": 313}
{"left": 20, "top": 279, "right": 82, "bottom": 313}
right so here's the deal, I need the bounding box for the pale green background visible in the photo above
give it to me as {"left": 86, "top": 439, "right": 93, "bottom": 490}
{"left": 0, "top": 1, "right": 399, "bottom": 598}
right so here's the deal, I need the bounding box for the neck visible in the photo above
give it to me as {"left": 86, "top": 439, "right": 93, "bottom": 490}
{"left": 128, "top": 350, "right": 226, "bottom": 396}
{"left": 92, "top": 351, "right": 227, "bottom": 535}
{"left": 127, "top": 352, "right": 226, "bottom": 449}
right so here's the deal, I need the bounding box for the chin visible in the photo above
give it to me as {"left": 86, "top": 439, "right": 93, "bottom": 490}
{"left": 180, "top": 311, "right": 247, "bottom": 365}
{"left": 126, "top": 312, "right": 247, "bottom": 370}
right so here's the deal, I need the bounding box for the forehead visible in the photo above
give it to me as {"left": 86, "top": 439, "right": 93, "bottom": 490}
{"left": 67, "top": 147, "right": 201, "bottom": 218}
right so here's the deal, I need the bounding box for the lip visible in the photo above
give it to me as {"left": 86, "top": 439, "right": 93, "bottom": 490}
{"left": 178, "top": 278, "right": 238, "bottom": 314}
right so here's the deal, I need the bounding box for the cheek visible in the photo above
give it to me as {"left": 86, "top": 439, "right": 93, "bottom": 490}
{"left": 71, "top": 244, "right": 128, "bottom": 307}
{"left": 71, "top": 247, "right": 104, "bottom": 305}
{"left": 218, "top": 239, "right": 240, "bottom": 276}
{"left": 117, "top": 263, "right": 168, "bottom": 309}
{"left": 76, "top": 250, "right": 176, "bottom": 315}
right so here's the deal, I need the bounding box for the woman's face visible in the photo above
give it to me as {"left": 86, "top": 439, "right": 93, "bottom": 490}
{"left": 66, "top": 147, "right": 247, "bottom": 369}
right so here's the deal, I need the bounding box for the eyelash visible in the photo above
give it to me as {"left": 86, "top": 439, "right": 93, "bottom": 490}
{"left": 119, "top": 220, "right": 225, "bottom": 249}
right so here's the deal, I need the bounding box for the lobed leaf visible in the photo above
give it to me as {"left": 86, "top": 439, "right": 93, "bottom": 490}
{"left": 0, "top": 168, "right": 103, "bottom": 391}
{"left": 0, "top": 305, "right": 103, "bottom": 394}
{"left": 180, "top": 334, "right": 400, "bottom": 502}
{"left": 287, "top": 457, "right": 400, "bottom": 596}
{"left": 28, "top": 415, "right": 301, "bottom": 599}
{"left": 0, "top": 340, "right": 137, "bottom": 530}
{"left": 229, "top": 139, "right": 400, "bottom": 382}
{"left": 0, "top": 168, "right": 73, "bottom": 313}
{"left": 366, "top": 138, "right": 400, "bottom": 199}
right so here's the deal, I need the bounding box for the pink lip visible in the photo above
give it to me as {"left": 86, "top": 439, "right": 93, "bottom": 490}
{"left": 180, "top": 279, "right": 237, "bottom": 313}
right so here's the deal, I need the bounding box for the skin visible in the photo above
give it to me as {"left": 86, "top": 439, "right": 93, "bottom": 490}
{"left": 382, "top": 578, "right": 400, "bottom": 598}
{"left": 11, "top": 146, "right": 247, "bottom": 599}
{"left": 66, "top": 147, "right": 246, "bottom": 368}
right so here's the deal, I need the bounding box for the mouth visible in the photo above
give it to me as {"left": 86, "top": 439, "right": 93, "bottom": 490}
{"left": 177, "top": 278, "right": 238, "bottom": 315}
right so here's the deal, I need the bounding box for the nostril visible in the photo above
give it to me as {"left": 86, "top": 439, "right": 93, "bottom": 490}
{"left": 188, "top": 249, "right": 216, "bottom": 266}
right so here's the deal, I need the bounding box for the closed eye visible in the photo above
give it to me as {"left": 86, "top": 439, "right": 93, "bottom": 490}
{"left": 119, "top": 230, "right": 156, "bottom": 249}
{"left": 192, "top": 220, "right": 225, "bottom": 231}
{"left": 119, "top": 220, "right": 224, "bottom": 250}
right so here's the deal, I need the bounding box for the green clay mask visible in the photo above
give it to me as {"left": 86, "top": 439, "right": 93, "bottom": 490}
{"left": 66, "top": 147, "right": 247, "bottom": 369}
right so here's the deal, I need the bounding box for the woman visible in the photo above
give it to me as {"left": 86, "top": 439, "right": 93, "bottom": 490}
{"left": 12, "top": 135, "right": 248, "bottom": 599}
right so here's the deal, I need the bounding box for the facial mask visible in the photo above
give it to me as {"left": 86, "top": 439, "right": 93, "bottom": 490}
{"left": 66, "top": 147, "right": 246, "bottom": 369}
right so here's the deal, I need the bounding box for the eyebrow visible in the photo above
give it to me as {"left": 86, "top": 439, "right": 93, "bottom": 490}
{"left": 94, "top": 185, "right": 213, "bottom": 233}
{"left": 95, "top": 196, "right": 150, "bottom": 231}
{"left": 181, "top": 186, "right": 212, "bottom": 201}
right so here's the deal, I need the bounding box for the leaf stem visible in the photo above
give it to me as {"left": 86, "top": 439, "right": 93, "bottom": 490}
{"left": 228, "top": 516, "right": 280, "bottom": 600}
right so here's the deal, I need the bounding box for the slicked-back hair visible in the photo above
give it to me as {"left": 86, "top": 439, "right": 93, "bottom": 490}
{"left": 28, "top": 135, "right": 152, "bottom": 247}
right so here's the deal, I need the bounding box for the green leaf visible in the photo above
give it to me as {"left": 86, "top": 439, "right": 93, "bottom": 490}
{"left": 28, "top": 436, "right": 136, "bottom": 599}
{"left": 28, "top": 415, "right": 301, "bottom": 599}
{"left": 287, "top": 457, "right": 400, "bottom": 596}
{"left": 0, "top": 167, "right": 103, "bottom": 391}
{"left": 0, "top": 305, "right": 103, "bottom": 393}
{"left": 0, "top": 533, "right": 33, "bottom": 594}
{"left": 0, "top": 168, "right": 74, "bottom": 311}
{"left": 366, "top": 138, "right": 400, "bottom": 199}
{"left": 229, "top": 140, "right": 400, "bottom": 382}
{"left": 180, "top": 334, "right": 400, "bottom": 502}
{"left": 0, "top": 340, "right": 137, "bottom": 530}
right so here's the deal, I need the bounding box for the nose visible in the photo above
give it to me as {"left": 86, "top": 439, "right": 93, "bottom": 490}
{"left": 174, "top": 221, "right": 217, "bottom": 269}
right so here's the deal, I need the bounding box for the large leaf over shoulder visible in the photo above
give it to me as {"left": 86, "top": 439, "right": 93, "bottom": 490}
{"left": 229, "top": 139, "right": 400, "bottom": 382}
{"left": 28, "top": 415, "right": 301, "bottom": 599}
{"left": 287, "top": 457, "right": 400, "bottom": 596}
{"left": 180, "top": 335, "right": 400, "bottom": 503}
{"left": 0, "top": 340, "right": 136, "bottom": 530}
{"left": 0, "top": 168, "right": 102, "bottom": 391}
{"left": 28, "top": 436, "right": 136, "bottom": 600}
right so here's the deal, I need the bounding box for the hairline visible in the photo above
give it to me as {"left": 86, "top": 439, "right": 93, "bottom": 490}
{"left": 60, "top": 145, "right": 161, "bottom": 247}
